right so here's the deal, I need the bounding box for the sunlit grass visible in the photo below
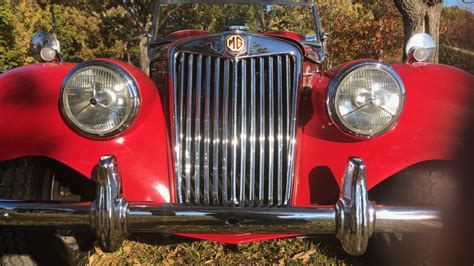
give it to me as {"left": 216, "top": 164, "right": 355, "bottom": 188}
{"left": 87, "top": 235, "right": 359, "bottom": 265}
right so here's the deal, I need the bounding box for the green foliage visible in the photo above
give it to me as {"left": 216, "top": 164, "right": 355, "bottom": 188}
{"left": 0, "top": 1, "right": 51, "bottom": 70}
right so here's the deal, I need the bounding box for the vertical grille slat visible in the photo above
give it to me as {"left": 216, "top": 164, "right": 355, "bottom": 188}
{"left": 240, "top": 60, "right": 247, "bottom": 204}
{"left": 184, "top": 54, "right": 194, "bottom": 204}
{"left": 267, "top": 57, "right": 274, "bottom": 206}
{"left": 194, "top": 55, "right": 202, "bottom": 204}
{"left": 258, "top": 57, "right": 265, "bottom": 206}
{"left": 203, "top": 56, "right": 211, "bottom": 205}
{"left": 285, "top": 55, "right": 291, "bottom": 145}
{"left": 212, "top": 58, "right": 221, "bottom": 205}
{"left": 173, "top": 50, "right": 299, "bottom": 208}
{"left": 285, "top": 57, "right": 300, "bottom": 206}
{"left": 222, "top": 60, "right": 230, "bottom": 204}
{"left": 249, "top": 58, "right": 256, "bottom": 206}
{"left": 176, "top": 53, "right": 185, "bottom": 203}
{"left": 276, "top": 56, "right": 284, "bottom": 206}
{"left": 231, "top": 60, "right": 239, "bottom": 205}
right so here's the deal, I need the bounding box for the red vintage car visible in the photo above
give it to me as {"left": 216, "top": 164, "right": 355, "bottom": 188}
{"left": 0, "top": 0, "right": 473, "bottom": 264}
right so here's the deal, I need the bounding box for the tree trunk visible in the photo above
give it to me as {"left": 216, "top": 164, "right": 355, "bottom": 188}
{"left": 139, "top": 34, "right": 150, "bottom": 76}
{"left": 425, "top": 4, "right": 443, "bottom": 61}
{"left": 393, "top": 0, "right": 444, "bottom": 62}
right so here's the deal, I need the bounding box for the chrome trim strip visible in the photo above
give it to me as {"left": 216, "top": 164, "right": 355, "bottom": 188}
{"left": 0, "top": 156, "right": 442, "bottom": 256}
{"left": 240, "top": 59, "right": 247, "bottom": 204}
{"left": 185, "top": 54, "right": 194, "bottom": 204}
{"left": 203, "top": 56, "right": 212, "bottom": 205}
{"left": 285, "top": 55, "right": 291, "bottom": 145}
{"left": 258, "top": 57, "right": 265, "bottom": 206}
{"left": 276, "top": 56, "right": 283, "bottom": 206}
{"left": 284, "top": 57, "right": 300, "bottom": 205}
{"left": 176, "top": 54, "right": 185, "bottom": 203}
{"left": 249, "top": 58, "right": 256, "bottom": 205}
{"left": 268, "top": 57, "right": 274, "bottom": 206}
{"left": 222, "top": 60, "right": 230, "bottom": 204}
{"left": 231, "top": 60, "right": 239, "bottom": 205}
{"left": 194, "top": 55, "right": 203, "bottom": 204}
{"left": 212, "top": 57, "right": 221, "bottom": 205}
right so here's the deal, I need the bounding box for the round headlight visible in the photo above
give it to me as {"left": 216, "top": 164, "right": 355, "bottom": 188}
{"left": 60, "top": 61, "right": 140, "bottom": 137}
{"left": 327, "top": 61, "right": 405, "bottom": 138}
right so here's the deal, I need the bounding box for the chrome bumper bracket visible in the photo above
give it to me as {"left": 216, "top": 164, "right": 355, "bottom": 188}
{"left": 0, "top": 156, "right": 442, "bottom": 256}
{"left": 90, "top": 156, "right": 129, "bottom": 252}
{"left": 335, "top": 157, "right": 375, "bottom": 255}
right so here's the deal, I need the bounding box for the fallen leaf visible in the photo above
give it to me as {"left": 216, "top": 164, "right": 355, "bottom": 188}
{"left": 123, "top": 245, "right": 132, "bottom": 254}
{"left": 299, "top": 249, "right": 316, "bottom": 262}
{"left": 94, "top": 246, "right": 104, "bottom": 256}
{"left": 88, "top": 254, "right": 97, "bottom": 265}
{"left": 293, "top": 251, "right": 305, "bottom": 259}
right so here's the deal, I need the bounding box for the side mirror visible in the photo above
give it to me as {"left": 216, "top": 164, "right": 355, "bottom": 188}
{"left": 406, "top": 33, "right": 436, "bottom": 63}
{"left": 30, "top": 31, "right": 61, "bottom": 62}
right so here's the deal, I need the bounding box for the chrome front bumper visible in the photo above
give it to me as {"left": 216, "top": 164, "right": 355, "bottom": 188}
{"left": 0, "top": 156, "right": 441, "bottom": 256}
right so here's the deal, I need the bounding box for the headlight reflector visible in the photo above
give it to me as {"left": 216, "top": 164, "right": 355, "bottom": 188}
{"left": 327, "top": 61, "right": 405, "bottom": 138}
{"left": 60, "top": 61, "right": 140, "bottom": 137}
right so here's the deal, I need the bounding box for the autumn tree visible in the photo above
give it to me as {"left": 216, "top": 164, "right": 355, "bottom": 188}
{"left": 439, "top": 6, "right": 474, "bottom": 73}
{"left": 1, "top": 0, "right": 472, "bottom": 74}
{"left": 0, "top": 1, "right": 51, "bottom": 71}
{"left": 318, "top": 0, "right": 404, "bottom": 68}
{"left": 54, "top": 0, "right": 155, "bottom": 74}
{"left": 392, "top": 0, "right": 444, "bottom": 62}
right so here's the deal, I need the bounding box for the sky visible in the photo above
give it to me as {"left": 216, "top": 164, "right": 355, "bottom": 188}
{"left": 445, "top": 0, "right": 459, "bottom": 6}
{"left": 445, "top": 0, "right": 473, "bottom": 7}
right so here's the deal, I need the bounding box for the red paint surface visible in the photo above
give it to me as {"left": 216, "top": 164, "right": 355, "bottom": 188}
{"left": 263, "top": 31, "right": 305, "bottom": 42}
{"left": 293, "top": 62, "right": 474, "bottom": 206}
{"left": 0, "top": 60, "right": 173, "bottom": 203}
{"left": 1, "top": 39, "right": 473, "bottom": 243}
{"left": 165, "top": 29, "right": 209, "bottom": 39}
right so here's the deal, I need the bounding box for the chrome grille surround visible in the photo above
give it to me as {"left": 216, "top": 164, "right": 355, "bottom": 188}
{"left": 170, "top": 33, "right": 302, "bottom": 207}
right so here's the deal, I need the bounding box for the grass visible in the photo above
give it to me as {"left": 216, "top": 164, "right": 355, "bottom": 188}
{"left": 88, "top": 235, "right": 366, "bottom": 265}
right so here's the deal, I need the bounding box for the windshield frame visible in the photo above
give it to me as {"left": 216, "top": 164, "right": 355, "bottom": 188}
{"left": 150, "top": 0, "right": 323, "bottom": 47}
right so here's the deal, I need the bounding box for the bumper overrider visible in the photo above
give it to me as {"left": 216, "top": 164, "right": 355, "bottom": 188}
{"left": 0, "top": 156, "right": 441, "bottom": 256}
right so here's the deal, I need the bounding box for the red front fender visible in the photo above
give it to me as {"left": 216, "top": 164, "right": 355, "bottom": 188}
{"left": 293, "top": 62, "right": 474, "bottom": 206}
{"left": 0, "top": 60, "right": 173, "bottom": 203}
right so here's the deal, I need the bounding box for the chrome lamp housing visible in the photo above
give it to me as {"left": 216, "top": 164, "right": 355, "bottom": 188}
{"left": 406, "top": 33, "right": 436, "bottom": 63}
{"left": 29, "top": 31, "right": 61, "bottom": 62}
{"left": 60, "top": 61, "right": 140, "bottom": 138}
{"left": 327, "top": 61, "right": 406, "bottom": 138}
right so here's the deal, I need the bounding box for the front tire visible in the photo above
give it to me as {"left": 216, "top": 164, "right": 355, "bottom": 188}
{"left": 0, "top": 157, "right": 90, "bottom": 266}
{"left": 368, "top": 162, "right": 456, "bottom": 265}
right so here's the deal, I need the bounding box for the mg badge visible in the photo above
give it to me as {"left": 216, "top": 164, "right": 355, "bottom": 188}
{"left": 226, "top": 35, "right": 246, "bottom": 53}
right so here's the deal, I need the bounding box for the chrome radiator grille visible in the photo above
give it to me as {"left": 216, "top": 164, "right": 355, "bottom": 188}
{"left": 171, "top": 41, "right": 301, "bottom": 207}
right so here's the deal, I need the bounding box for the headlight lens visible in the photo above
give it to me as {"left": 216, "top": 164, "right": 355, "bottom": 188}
{"left": 328, "top": 61, "right": 405, "bottom": 138}
{"left": 60, "top": 61, "right": 140, "bottom": 137}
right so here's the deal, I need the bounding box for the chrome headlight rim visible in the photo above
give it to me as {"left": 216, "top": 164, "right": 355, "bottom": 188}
{"left": 59, "top": 60, "right": 140, "bottom": 139}
{"left": 326, "top": 60, "right": 406, "bottom": 139}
